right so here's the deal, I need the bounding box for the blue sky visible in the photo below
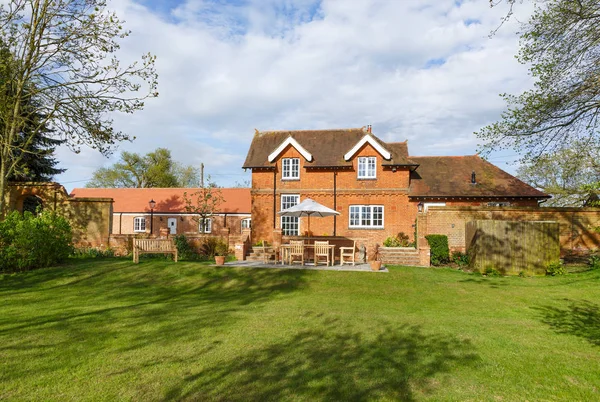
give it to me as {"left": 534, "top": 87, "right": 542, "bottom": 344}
{"left": 56, "top": 0, "right": 534, "bottom": 191}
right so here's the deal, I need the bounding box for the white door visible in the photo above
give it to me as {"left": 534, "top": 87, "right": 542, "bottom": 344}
{"left": 167, "top": 218, "right": 177, "bottom": 234}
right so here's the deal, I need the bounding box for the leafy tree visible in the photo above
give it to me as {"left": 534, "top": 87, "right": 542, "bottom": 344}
{"left": 0, "top": 42, "right": 65, "bottom": 182}
{"left": 86, "top": 148, "right": 200, "bottom": 188}
{"left": 517, "top": 141, "right": 600, "bottom": 206}
{"left": 477, "top": 0, "right": 600, "bottom": 163}
{"left": 183, "top": 177, "right": 224, "bottom": 233}
{"left": 0, "top": 0, "right": 158, "bottom": 214}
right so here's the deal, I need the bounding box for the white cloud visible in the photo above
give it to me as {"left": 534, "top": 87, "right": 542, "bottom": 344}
{"left": 57, "top": 0, "right": 535, "bottom": 191}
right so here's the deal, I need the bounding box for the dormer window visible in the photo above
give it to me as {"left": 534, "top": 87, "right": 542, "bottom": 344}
{"left": 358, "top": 157, "right": 376, "bottom": 179}
{"left": 282, "top": 158, "right": 300, "bottom": 180}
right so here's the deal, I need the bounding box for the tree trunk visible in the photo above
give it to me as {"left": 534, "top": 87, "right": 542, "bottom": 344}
{"left": 0, "top": 158, "right": 8, "bottom": 218}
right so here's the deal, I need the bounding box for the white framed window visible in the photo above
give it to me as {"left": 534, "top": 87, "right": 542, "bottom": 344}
{"left": 281, "top": 194, "right": 299, "bottom": 235}
{"left": 487, "top": 202, "right": 511, "bottom": 207}
{"left": 424, "top": 202, "right": 446, "bottom": 211}
{"left": 349, "top": 205, "right": 384, "bottom": 228}
{"left": 282, "top": 158, "right": 300, "bottom": 180}
{"left": 357, "top": 157, "right": 376, "bottom": 179}
{"left": 241, "top": 218, "right": 251, "bottom": 230}
{"left": 134, "top": 216, "right": 146, "bottom": 232}
{"left": 200, "top": 218, "right": 212, "bottom": 233}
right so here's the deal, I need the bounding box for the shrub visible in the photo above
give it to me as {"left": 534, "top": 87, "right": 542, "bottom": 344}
{"left": 383, "top": 232, "right": 411, "bottom": 247}
{"left": 215, "top": 241, "right": 229, "bottom": 256}
{"left": 588, "top": 255, "right": 600, "bottom": 270}
{"left": 484, "top": 267, "right": 502, "bottom": 277}
{"left": 173, "top": 234, "right": 197, "bottom": 260}
{"left": 425, "top": 234, "right": 449, "bottom": 266}
{"left": 71, "top": 247, "right": 115, "bottom": 259}
{"left": 546, "top": 261, "right": 566, "bottom": 276}
{"left": 0, "top": 210, "right": 73, "bottom": 272}
{"left": 201, "top": 237, "right": 229, "bottom": 258}
{"left": 451, "top": 251, "right": 469, "bottom": 267}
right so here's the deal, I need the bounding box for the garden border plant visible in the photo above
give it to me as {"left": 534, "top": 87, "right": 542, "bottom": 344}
{"left": 425, "top": 234, "right": 449, "bottom": 266}
{"left": 0, "top": 210, "right": 73, "bottom": 272}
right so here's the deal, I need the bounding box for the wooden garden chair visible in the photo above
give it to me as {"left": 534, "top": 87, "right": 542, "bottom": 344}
{"left": 314, "top": 241, "right": 331, "bottom": 266}
{"left": 289, "top": 240, "right": 305, "bottom": 265}
{"left": 258, "top": 240, "right": 277, "bottom": 264}
{"left": 340, "top": 240, "right": 356, "bottom": 266}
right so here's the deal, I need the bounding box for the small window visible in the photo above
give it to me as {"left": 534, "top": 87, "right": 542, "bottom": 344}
{"left": 134, "top": 217, "right": 146, "bottom": 232}
{"left": 349, "top": 205, "right": 384, "bottom": 228}
{"left": 241, "top": 218, "right": 251, "bottom": 230}
{"left": 487, "top": 202, "right": 511, "bottom": 207}
{"left": 200, "top": 218, "right": 212, "bottom": 233}
{"left": 357, "top": 157, "right": 376, "bottom": 179}
{"left": 282, "top": 158, "right": 300, "bottom": 180}
{"left": 423, "top": 202, "right": 446, "bottom": 212}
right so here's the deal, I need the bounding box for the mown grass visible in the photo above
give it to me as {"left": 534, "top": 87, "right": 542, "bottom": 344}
{"left": 1, "top": 259, "right": 599, "bottom": 401}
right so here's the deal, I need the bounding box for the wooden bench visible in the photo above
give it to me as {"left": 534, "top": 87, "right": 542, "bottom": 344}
{"left": 133, "top": 238, "right": 178, "bottom": 263}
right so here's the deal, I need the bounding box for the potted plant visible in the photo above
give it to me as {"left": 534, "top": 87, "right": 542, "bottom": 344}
{"left": 214, "top": 241, "right": 229, "bottom": 266}
{"left": 369, "top": 243, "right": 382, "bottom": 271}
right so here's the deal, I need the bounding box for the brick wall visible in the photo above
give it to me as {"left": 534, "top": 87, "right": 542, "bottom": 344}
{"left": 6, "top": 182, "right": 113, "bottom": 247}
{"left": 111, "top": 213, "right": 250, "bottom": 236}
{"left": 109, "top": 229, "right": 243, "bottom": 257}
{"left": 420, "top": 206, "right": 600, "bottom": 256}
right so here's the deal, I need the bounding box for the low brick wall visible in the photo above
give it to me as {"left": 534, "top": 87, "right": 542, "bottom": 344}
{"left": 108, "top": 229, "right": 235, "bottom": 256}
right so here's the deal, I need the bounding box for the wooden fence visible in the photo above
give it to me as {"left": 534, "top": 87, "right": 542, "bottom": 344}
{"left": 466, "top": 220, "right": 560, "bottom": 275}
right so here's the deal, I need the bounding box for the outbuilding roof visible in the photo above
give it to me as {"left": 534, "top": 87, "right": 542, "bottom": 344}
{"left": 70, "top": 188, "right": 251, "bottom": 213}
{"left": 409, "top": 155, "right": 549, "bottom": 199}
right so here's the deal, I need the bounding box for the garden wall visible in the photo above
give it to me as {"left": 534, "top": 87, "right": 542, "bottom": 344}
{"left": 108, "top": 229, "right": 241, "bottom": 256}
{"left": 5, "top": 182, "right": 113, "bottom": 247}
{"left": 419, "top": 206, "right": 600, "bottom": 257}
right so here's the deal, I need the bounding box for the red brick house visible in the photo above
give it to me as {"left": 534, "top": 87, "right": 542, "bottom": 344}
{"left": 242, "top": 127, "right": 549, "bottom": 247}
{"left": 70, "top": 187, "right": 251, "bottom": 237}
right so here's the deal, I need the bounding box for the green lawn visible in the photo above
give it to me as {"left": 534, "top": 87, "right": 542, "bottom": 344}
{"left": 1, "top": 259, "right": 599, "bottom": 401}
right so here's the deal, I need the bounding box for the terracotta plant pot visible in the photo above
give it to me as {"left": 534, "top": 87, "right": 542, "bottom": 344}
{"left": 370, "top": 260, "right": 382, "bottom": 271}
{"left": 214, "top": 256, "right": 226, "bottom": 266}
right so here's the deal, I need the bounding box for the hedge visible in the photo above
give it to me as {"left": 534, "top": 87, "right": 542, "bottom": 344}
{"left": 425, "top": 234, "right": 449, "bottom": 266}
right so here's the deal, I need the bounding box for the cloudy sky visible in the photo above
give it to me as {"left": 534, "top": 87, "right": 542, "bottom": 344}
{"left": 56, "top": 0, "right": 535, "bottom": 191}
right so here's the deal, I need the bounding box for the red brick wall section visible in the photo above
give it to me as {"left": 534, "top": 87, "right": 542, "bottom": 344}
{"left": 421, "top": 206, "right": 600, "bottom": 256}
{"left": 111, "top": 213, "right": 250, "bottom": 236}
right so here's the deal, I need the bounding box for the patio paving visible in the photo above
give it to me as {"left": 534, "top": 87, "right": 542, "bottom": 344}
{"left": 223, "top": 260, "right": 388, "bottom": 272}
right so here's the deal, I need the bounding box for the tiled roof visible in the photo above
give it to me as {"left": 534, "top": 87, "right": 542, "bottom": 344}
{"left": 70, "top": 188, "right": 251, "bottom": 213}
{"left": 409, "top": 155, "right": 549, "bottom": 199}
{"left": 243, "top": 127, "right": 417, "bottom": 168}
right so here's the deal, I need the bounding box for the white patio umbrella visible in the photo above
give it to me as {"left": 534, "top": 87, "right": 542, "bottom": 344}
{"left": 277, "top": 198, "right": 340, "bottom": 234}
